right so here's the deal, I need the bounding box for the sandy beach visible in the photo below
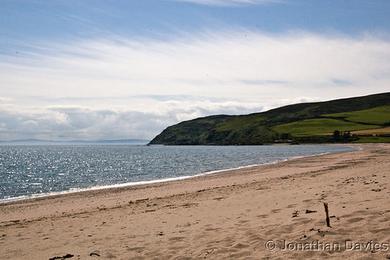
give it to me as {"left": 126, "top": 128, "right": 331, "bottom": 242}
{"left": 0, "top": 144, "right": 389, "bottom": 259}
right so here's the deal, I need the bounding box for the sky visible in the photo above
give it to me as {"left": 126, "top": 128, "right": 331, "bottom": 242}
{"left": 0, "top": 0, "right": 390, "bottom": 141}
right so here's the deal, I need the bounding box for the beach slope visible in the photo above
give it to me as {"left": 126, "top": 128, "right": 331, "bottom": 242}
{"left": 1, "top": 144, "right": 389, "bottom": 259}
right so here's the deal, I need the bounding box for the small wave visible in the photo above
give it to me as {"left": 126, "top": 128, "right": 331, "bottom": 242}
{"left": 0, "top": 145, "right": 356, "bottom": 204}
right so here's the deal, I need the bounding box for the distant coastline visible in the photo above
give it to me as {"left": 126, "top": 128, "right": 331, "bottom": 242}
{"left": 0, "top": 139, "right": 149, "bottom": 145}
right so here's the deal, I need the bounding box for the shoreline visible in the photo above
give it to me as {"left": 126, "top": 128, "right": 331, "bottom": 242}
{"left": 0, "top": 144, "right": 355, "bottom": 205}
{"left": 1, "top": 143, "right": 389, "bottom": 259}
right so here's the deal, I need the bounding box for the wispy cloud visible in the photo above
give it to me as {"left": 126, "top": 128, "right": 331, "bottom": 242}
{"left": 1, "top": 30, "right": 389, "bottom": 140}
{"left": 173, "top": 0, "right": 284, "bottom": 6}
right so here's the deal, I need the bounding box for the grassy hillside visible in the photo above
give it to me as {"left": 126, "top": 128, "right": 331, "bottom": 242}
{"left": 150, "top": 92, "right": 390, "bottom": 145}
{"left": 272, "top": 118, "right": 379, "bottom": 137}
{"left": 325, "top": 105, "right": 390, "bottom": 125}
{"left": 352, "top": 127, "right": 390, "bottom": 135}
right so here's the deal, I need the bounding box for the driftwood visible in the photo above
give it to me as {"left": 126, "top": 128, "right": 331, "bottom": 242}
{"left": 49, "top": 254, "right": 74, "bottom": 260}
{"left": 323, "top": 202, "right": 331, "bottom": 227}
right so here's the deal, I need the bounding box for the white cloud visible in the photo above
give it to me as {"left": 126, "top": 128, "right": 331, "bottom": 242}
{"left": 0, "top": 100, "right": 263, "bottom": 140}
{"left": 0, "top": 30, "right": 389, "bottom": 140}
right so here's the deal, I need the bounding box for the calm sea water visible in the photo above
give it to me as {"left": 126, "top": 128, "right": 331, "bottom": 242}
{"left": 0, "top": 144, "right": 353, "bottom": 201}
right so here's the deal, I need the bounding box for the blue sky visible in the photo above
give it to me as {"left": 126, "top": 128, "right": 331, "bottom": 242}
{"left": 0, "top": 0, "right": 390, "bottom": 140}
{"left": 2, "top": 0, "right": 390, "bottom": 52}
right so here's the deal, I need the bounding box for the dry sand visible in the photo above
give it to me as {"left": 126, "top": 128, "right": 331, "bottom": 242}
{"left": 0, "top": 144, "right": 390, "bottom": 259}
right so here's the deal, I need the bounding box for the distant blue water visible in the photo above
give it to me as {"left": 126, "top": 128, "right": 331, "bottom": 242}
{"left": 0, "top": 144, "right": 353, "bottom": 201}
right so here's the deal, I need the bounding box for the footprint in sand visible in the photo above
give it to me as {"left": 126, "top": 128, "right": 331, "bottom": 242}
{"left": 204, "top": 227, "right": 221, "bottom": 232}
{"left": 169, "top": 236, "right": 186, "bottom": 242}
{"left": 126, "top": 246, "right": 145, "bottom": 252}
{"left": 347, "top": 217, "right": 364, "bottom": 223}
{"left": 287, "top": 203, "right": 297, "bottom": 208}
{"left": 233, "top": 242, "right": 249, "bottom": 249}
{"left": 238, "top": 219, "right": 249, "bottom": 225}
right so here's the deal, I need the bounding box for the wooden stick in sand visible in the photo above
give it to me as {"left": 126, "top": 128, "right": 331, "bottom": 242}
{"left": 323, "top": 202, "right": 331, "bottom": 227}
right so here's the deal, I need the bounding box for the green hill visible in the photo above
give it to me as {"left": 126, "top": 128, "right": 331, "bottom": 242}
{"left": 150, "top": 92, "right": 390, "bottom": 145}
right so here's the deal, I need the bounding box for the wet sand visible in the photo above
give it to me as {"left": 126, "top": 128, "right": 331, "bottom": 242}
{"left": 1, "top": 144, "right": 389, "bottom": 259}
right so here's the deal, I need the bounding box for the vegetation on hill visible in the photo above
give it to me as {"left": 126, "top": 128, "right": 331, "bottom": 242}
{"left": 272, "top": 118, "right": 379, "bottom": 137}
{"left": 324, "top": 105, "right": 390, "bottom": 125}
{"left": 150, "top": 92, "right": 390, "bottom": 145}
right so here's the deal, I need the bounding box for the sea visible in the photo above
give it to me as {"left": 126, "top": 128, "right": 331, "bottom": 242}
{"left": 0, "top": 144, "right": 354, "bottom": 202}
